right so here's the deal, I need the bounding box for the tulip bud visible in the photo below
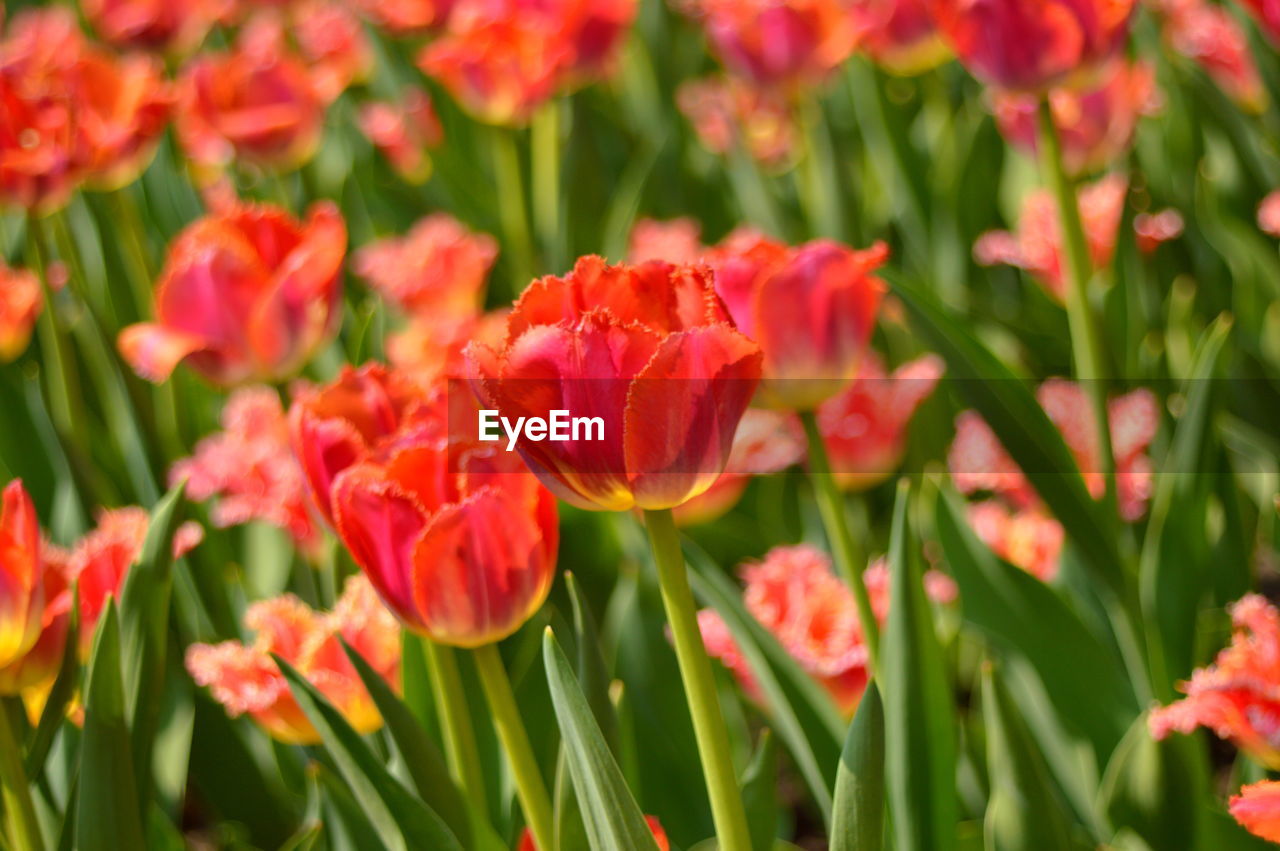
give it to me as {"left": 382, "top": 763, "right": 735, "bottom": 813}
{"left": 0, "top": 481, "right": 44, "bottom": 671}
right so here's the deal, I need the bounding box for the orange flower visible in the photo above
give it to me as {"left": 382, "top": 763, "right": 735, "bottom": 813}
{"left": 354, "top": 0, "right": 457, "bottom": 34}
{"left": 467, "top": 256, "right": 763, "bottom": 511}
{"left": 119, "top": 201, "right": 346, "bottom": 385}
{"left": 175, "top": 21, "right": 325, "bottom": 174}
{"left": 966, "top": 501, "right": 1064, "bottom": 580}
{"left": 1155, "top": 0, "right": 1266, "bottom": 113}
{"left": 676, "top": 75, "right": 797, "bottom": 169}
{"left": 0, "top": 481, "right": 44, "bottom": 671}
{"left": 850, "top": 0, "right": 950, "bottom": 75}
{"left": 329, "top": 386, "right": 560, "bottom": 646}
{"left": 990, "top": 60, "right": 1160, "bottom": 177}
{"left": 171, "top": 387, "right": 323, "bottom": 555}
{"left": 816, "top": 353, "right": 944, "bottom": 489}
{"left": 0, "top": 262, "right": 42, "bottom": 363}
{"left": 706, "top": 230, "right": 887, "bottom": 410}
{"left": 518, "top": 815, "right": 670, "bottom": 850}
{"left": 1230, "top": 781, "right": 1280, "bottom": 844}
{"left": 0, "top": 544, "right": 71, "bottom": 703}
{"left": 81, "top": 0, "right": 220, "bottom": 54}
{"left": 1150, "top": 594, "right": 1280, "bottom": 769}
{"left": 929, "top": 0, "right": 1136, "bottom": 92}
{"left": 69, "top": 48, "right": 174, "bottom": 191}
{"left": 357, "top": 88, "right": 444, "bottom": 184}
{"left": 186, "top": 575, "right": 401, "bottom": 744}
{"left": 387, "top": 310, "right": 509, "bottom": 387}
{"left": 353, "top": 214, "right": 497, "bottom": 318}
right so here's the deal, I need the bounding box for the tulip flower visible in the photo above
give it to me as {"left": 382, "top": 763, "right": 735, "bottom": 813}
{"left": 1133, "top": 209, "right": 1184, "bottom": 254}
{"left": 175, "top": 22, "right": 326, "bottom": 174}
{"left": 1151, "top": 594, "right": 1280, "bottom": 769}
{"left": 676, "top": 76, "right": 798, "bottom": 169}
{"left": 0, "top": 542, "right": 71, "bottom": 713}
{"left": 71, "top": 48, "right": 174, "bottom": 191}
{"left": 929, "top": 0, "right": 1137, "bottom": 93}
{"left": 0, "top": 263, "right": 42, "bottom": 363}
{"left": 388, "top": 310, "right": 509, "bottom": 387}
{"left": 816, "top": 353, "right": 944, "bottom": 489}
{"left": 186, "top": 575, "right": 401, "bottom": 744}
{"left": 990, "top": 61, "right": 1160, "bottom": 177}
{"left": 171, "top": 387, "right": 323, "bottom": 556}
{"left": 627, "top": 217, "right": 705, "bottom": 265}
{"left": 1231, "top": 782, "right": 1280, "bottom": 844}
{"left": 354, "top": 0, "right": 456, "bottom": 34}
{"left": 850, "top": 0, "right": 950, "bottom": 75}
{"left": 705, "top": 230, "right": 887, "bottom": 411}
{"left": 357, "top": 88, "right": 444, "bottom": 184}
{"left": 1235, "top": 0, "right": 1280, "bottom": 46}
{"left": 119, "top": 201, "right": 347, "bottom": 385}
{"left": 1153, "top": 0, "right": 1266, "bottom": 113}
{"left": 1259, "top": 190, "right": 1280, "bottom": 237}
{"left": 0, "top": 481, "right": 44, "bottom": 671}
{"left": 518, "top": 815, "right": 671, "bottom": 850}
{"left": 468, "top": 255, "right": 763, "bottom": 511}
{"left": 81, "top": 0, "right": 220, "bottom": 53}
{"left": 353, "top": 214, "right": 497, "bottom": 317}
{"left": 290, "top": 1, "right": 375, "bottom": 103}
{"left": 966, "top": 501, "right": 1064, "bottom": 580}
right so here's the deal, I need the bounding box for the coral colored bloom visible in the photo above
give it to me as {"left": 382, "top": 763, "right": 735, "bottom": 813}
{"left": 70, "top": 49, "right": 174, "bottom": 191}
{"left": 966, "top": 501, "right": 1064, "bottom": 580}
{"left": 929, "top": 0, "right": 1137, "bottom": 92}
{"left": 949, "top": 379, "right": 1159, "bottom": 522}
{"left": 1150, "top": 594, "right": 1280, "bottom": 769}
{"left": 1154, "top": 0, "right": 1267, "bottom": 112}
{"left": 817, "top": 353, "right": 944, "bottom": 489}
{"left": 119, "top": 201, "right": 347, "bottom": 385}
{"left": 171, "top": 387, "right": 322, "bottom": 555}
{"left": 0, "top": 481, "right": 44, "bottom": 671}
{"left": 691, "top": 0, "right": 860, "bottom": 90}
{"left": 0, "top": 545, "right": 71, "bottom": 702}
{"left": 354, "top": 0, "right": 456, "bottom": 34}
{"left": 991, "top": 60, "right": 1160, "bottom": 176}
{"left": 81, "top": 0, "right": 220, "bottom": 53}
{"left": 973, "top": 173, "right": 1127, "bottom": 302}
{"left": 0, "top": 263, "right": 42, "bottom": 363}
{"left": 1235, "top": 0, "right": 1280, "bottom": 46}
{"left": 330, "top": 388, "right": 560, "bottom": 646}
{"left": 850, "top": 0, "right": 950, "bottom": 75}
{"left": 354, "top": 214, "right": 497, "bottom": 317}
{"left": 628, "top": 217, "right": 705, "bottom": 264}
{"left": 468, "top": 256, "right": 763, "bottom": 511}
{"left": 1133, "top": 208, "right": 1184, "bottom": 253}
{"left": 1259, "top": 190, "right": 1280, "bottom": 237}
{"left": 291, "top": 1, "right": 375, "bottom": 102}
{"left": 518, "top": 815, "right": 671, "bottom": 850}
{"left": 1231, "top": 781, "right": 1280, "bottom": 844}
{"left": 677, "top": 75, "right": 797, "bottom": 169}
{"left": 706, "top": 230, "right": 887, "bottom": 410}
{"left": 388, "top": 310, "right": 509, "bottom": 386}
{"left": 357, "top": 88, "right": 444, "bottom": 184}
{"left": 175, "top": 23, "right": 326, "bottom": 174}
{"left": 186, "top": 575, "right": 400, "bottom": 744}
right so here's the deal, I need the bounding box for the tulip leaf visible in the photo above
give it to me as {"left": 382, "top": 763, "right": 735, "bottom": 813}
{"left": 78, "top": 601, "right": 146, "bottom": 851}
{"left": 741, "top": 729, "right": 780, "bottom": 851}
{"left": 682, "top": 540, "right": 843, "bottom": 824}
{"left": 1097, "top": 713, "right": 1203, "bottom": 850}
{"left": 885, "top": 271, "right": 1124, "bottom": 593}
{"left": 981, "top": 663, "right": 1084, "bottom": 851}
{"left": 274, "top": 655, "right": 465, "bottom": 851}
{"left": 831, "top": 682, "right": 885, "bottom": 851}
{"left": 883, "top": 482, "right": 957, "bottom": 851}
{"left": 542, "top": 629, "right": 661, "bottom": 851}
{"left": 566, "top": 571, "right": 619, "bottom": 752}
{"left": 337, "top": 637, "right": 473, "bottom": 848}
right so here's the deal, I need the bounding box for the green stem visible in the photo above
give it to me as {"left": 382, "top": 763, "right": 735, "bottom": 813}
{"left": 490, "top": 128, "right": 535, "bottom": 292}
{"left": 0, "top": 702, "right": 44, "bottom": 851}
{"left": 422, "top": 640, "right": 489, "bottom": 826}
{"left": 796, "top": 97, "right": 845, "bottom": 240}
{"left": 800, "top": 411, "right": 880, "bottom": 670}
{"left": 642, "top": 508, "right": 752, "bottom": 851}
{"left": 1035, "top": 101, "right": 1116, "bottom": 514}
{"left": 471, "top": 644, "right": 555, "bottom": 851}
{"left": 531, "top": 101, "right": 564, "bottom": 272}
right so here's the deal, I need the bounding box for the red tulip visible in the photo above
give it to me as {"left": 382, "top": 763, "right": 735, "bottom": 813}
{"left": 706, "top": 230, "right": 887, "bottom": 410}
{"left": 1231, "top": 781, "right": 1280, "bottom": 844}
{"left": 357, "top": 88, "right": 444, "bottom": 184}
{"left": 0, "top": 481, "right": 44, "bottom": 671}
{"left": 1234, "top": 0, "right": 1280, "bottom": 46}
{"left": 175, "top": 22, "right": 325, "bottom": 174}
{"left": 81, "top": 0, "right": 220, "bottom": 53}
{"left": 119, "top": 201, "right": 347, "bottom": 385}
{"left": 186, "top": 575, "right": 401, "bottom": 743}
{"left": 676, "top": 75, "right": 798, "bottom": 169}
{"left": 329, "top": 385, "right": 560, "bottom": 646}
{"left": 291, "top": 1, "right": 375, "bottom": 103}
{"left": 850, "top": 0, "right": 950, "bottom": 75}
{"left": 929, "top": 0, "right": 1136, "bottom": 92}
{"left": 1154, "top": 0, "right": 1266, "bottom": 113}
{"left": 0, "top": 544, "right": 71, "bottom": 705}
{"left": 70, "top": 48, "right": 174, "bottom": 191}
{"left": 353, "top": 214, "right": 497, "bottom": 317}
{"left": 353, "top": 0, "right": 457, "bottom": 34}
{"left": 1151, "top": 594, "right": 1280, "bottom": 769}
{"left": 467, "top": 256, "right": 763, "bottom": 511}
{"left": 0, "top": 262, "right": 42, "bottom": 363}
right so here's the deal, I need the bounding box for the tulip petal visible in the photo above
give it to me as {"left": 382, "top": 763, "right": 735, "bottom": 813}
{"left": 0, "top": 481, "right": 41, "bottom": 668}
{"left": 118, "top": 322, "right": 209, "bottom": 383}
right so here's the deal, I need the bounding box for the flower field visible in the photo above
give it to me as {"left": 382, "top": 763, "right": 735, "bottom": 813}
{"left": 1, "top": 0, "right": 1280, "bottom": 849}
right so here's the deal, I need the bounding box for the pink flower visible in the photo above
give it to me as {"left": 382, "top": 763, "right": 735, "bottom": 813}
{"left": 1133, "top": 208, "right": 1184, "bottom": 254}
{"left": 966, "top": 501, "right": 1064, "bottom": 580}
{"left": 676, "top": 75, "right": 797, "bottom": 169}
{"left": 353, "top": 214, "right": 498, "bottom": 318}
{"left": 357, "top": 88, "right": 444, "bottom": 184}
{"left": 850, "top": 0, "right": 949, "bottom": 75}
{"left": 1230, "top": 781, "right": 1280, "bottom": 844}
{"left": 627, "top": 217, "right": 706, "bottom": 264}
{"left": 1158, "top": 0, "right": 1266, "bottom": 113}
{"left": 1259, "top": 190, "right": 1280, "bottom": 237}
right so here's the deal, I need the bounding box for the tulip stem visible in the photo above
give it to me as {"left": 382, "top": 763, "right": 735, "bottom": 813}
{"left": 800, "top": 410, "right": 880, "bottom": 670}
{"left": 490, "top": 128, "right": 536, "bottom": 292}
{"left": 796, "top": 97, "right": 846, "bottom": 241}
{"left": 642, "top": 508, "right": 752, "bottom": 851}
{"left": 531, "top": 100, "right": 565, "bottom": 272}
{"left": 0, "top": 701, "right": 44, "bottom": 851}
{"left": 422, "top": 640, "right": 489, "bottom": 827}
{"left": 1035, "top": 100, "right": 1117, "bottom": 514}
{"left": 471, "top": 643, "right": 555, "bottom": 851}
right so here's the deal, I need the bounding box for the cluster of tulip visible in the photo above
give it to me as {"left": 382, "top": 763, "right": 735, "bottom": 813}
{"left": 1, "top": 0, "right": 1279, "bottom": 849}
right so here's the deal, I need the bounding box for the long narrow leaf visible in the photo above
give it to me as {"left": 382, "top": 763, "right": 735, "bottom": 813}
{"left": 831, "top": 682, "right": 885, "bottom": 851}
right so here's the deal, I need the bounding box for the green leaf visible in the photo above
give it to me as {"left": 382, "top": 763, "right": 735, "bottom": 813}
{"left": 274, "top": 656, "right": 464, "bottom": 851}
{"left": 543, "top": 629, "right": 660, "bottom": 851}
{"left": 741, "top": 729, "right": 779, "bottom": 851}
{"left": 566, "top": 572, "right": 619, "bottom": 752}
{"left": 981, "top": 663, "right": 1082, "bottom": 851}
{"left": 1097, "top": 713, "right": 1203, "bottom": 850}
{"left": 885, "top": 271, "right": 1124, "bottom": 592}
{"left": 337, "top": 638, "right": 472, "bottom": 848}
{"left": 831, "top": 682, "right": 885, "bottom": 851}
{"left": 883, "top": 482, "right": 958, "bottom": 851}
{"left": 77, "top": 602, "right": 145, "bottom": 851}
